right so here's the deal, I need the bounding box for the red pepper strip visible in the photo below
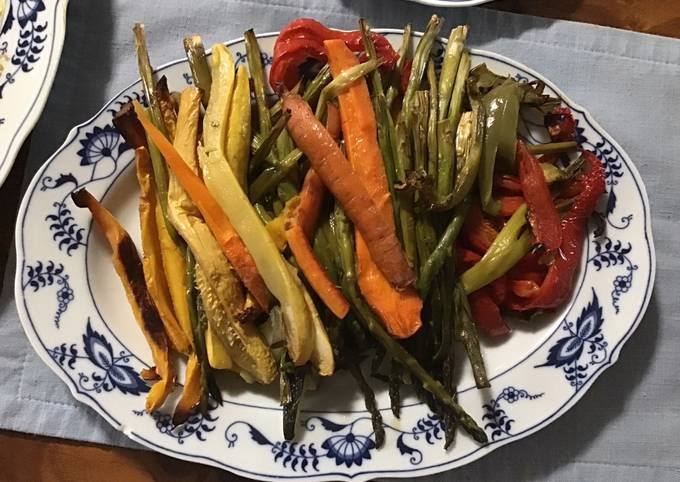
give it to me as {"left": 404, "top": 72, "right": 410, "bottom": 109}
{"left": 269, "top": 40, "right": 326, "bottom": 93}
{"left": 457, "top": 246, "right": 482, "bottom": 270}
{"left": 469, "top": 289, "right": 510, "bottom": 337}
{"left": 544, "top": 106, "right": 577, "bottom": 142}
{"left": 494, "top": 174, "right": 522, "bottom": 194}
{"left": 488, "top": 276, "right": 508, "bottom": 305}
{"left": 511, "top": 279, "right": 541, "bottom": 298}
{"left": 518, "top": 140, "right": 562, "bottom": 251}
{"left": 270, "top": 18, "right": 399, "bottom": 91}
{"left": 499, "top": 196, "right": 525, "bottom": 217}
{"left": 559, "top": 178, "right": 585, "bottom": 199}
{"left": 507, "top": 150, "right": 606, "bottom": 311}
{"left": 462, "top": 202, "right": 498, "bottom": 254}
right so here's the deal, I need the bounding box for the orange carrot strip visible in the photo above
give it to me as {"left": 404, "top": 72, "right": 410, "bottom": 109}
{"left": 287, "top": 224, "right": 349, "bottom": 318}
{"left": 287, "top": 169, "right": 349, "bottom": 318}
{"left": 297, "top": 169, "right": 326, "bottom": 239}
{"left": 325, "top": 102, "right": 342, "bottom": 141}
{"left": 325, "top": 39, "right": 422, "bottom": 339}
{"left": 133, "top": 103, "right": 271, "bottom": 311}
{"left": 283, "top": 93, "right": 414, "bottom": 289}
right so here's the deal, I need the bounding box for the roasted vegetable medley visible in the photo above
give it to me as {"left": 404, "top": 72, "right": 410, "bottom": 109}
{"left": 73, "top": 15, "right": 605, "bottom": 447}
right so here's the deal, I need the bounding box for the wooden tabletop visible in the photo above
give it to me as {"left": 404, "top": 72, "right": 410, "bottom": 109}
{"left": 1, "top": 1, "right": 678, "bottom": 481}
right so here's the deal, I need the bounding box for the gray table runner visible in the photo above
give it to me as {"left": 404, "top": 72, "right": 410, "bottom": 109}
{"left": 2, "top": 1, "right": 679, "bottom": 480}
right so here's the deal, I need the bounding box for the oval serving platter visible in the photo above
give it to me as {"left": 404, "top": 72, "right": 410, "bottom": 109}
{"left": 15, "top": 29, "right": 654, "bottom": 481}
{"left": 0, "top": 0, "right": 69, "bottom": 187}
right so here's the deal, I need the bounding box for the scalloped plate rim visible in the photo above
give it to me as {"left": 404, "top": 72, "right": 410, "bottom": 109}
{"left": 0, "top": 0, "right": 69, "bottom": 187}
{"left": 14, "top": 29, "right": 656, "bottom": 481}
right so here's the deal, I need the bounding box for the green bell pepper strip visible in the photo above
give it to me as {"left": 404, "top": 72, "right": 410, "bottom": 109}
{"left": 460, "top": 203, "right": 534, "bottom": 294}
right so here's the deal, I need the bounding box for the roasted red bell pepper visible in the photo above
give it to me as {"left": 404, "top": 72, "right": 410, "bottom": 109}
{"left": 270, "top": 18, "right": 399, "bottom": 91}
{"left": 494, "top": 174, "right": 522, "bottom": 194}
{"left": 544, "top": 106, "right": 577, "bottom": 142}
{"left": 507, "top": 150, "right": 605, "bottom": 311}
{"left": 499, "top": 195, "right": 525, "bottom": 217}
{"left": 457, "top": 246, "right": 482, "bottom": 270}
{"left": 510, "top": 279, "right": 541, "bottom": 298}
{"left": 461, "top": 202, "right": 498, "bottom": 253}
{"left": 488, "top": 276, "right": 507, "bottom": 305}
{"left": 517, "top": 140, "right": 562, "bottom": 251}
{"left": 469, "top": 289, "right": 510, "bottom": 337}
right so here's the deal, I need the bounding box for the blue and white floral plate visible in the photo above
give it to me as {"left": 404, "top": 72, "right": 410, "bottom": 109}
{"left": 14, "top": 30, "right": 655, "bottom": 481}
{"left": 0, "top": 0, "right": 68, "bottom": 187}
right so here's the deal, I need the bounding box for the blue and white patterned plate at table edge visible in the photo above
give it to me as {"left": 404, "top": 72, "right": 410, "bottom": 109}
{"left": 14, "top": 29, "right": 655, "bottom": 482}
{"left": 0, "top": 0, "right": 68, "bottom": 187}
{"left": 404, "top": 0, "right": 493, "bottom": 7}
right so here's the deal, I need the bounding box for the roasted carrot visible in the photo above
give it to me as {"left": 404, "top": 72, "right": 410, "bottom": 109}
{"left": 71, "top": 188, "right": 175, "bottom": 412}
{"left": 285, "top": 170, "right": 349, "bottom": 319}
{"left": 325, "top": 102, "right": 342, "bottom": 141}
{"left": 132, "top": 102, "right": 271, "bottom": 311}
{"left": 325, "top": 39, "right": 421, "bottom": 338}
{"left": 287, "top": 224, "right": 349, "bottom": 318}
{"left": 283, "top": 93, "right": 414, "bottom": 289}
{"left": 297, "top": 169, "right": 326, "bottom": 239}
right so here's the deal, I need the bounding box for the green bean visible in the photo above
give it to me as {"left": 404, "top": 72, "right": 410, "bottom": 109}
{"left": 438, "top": 26, "right": 468, "bottom": 121}
{"left": 386, "top": 23, "right": 412, "bottom": 109}
{"left": 250, "top": 111, "right": 291, "bottom": 174}
{"left": 415, "top": 216, "right": 438, "bottom": 280}
{"left": 185, "top": 250, "right": 222, "bottom": 412}
{"left": 436, "top": 51, "right": 471, "bottom": 198}
{"left": 446, "top": 50, "right": 471, "bottom": 123}
{"left": 245, "top": 30, "right": 273, "bottom": 140}
{"left": 254, "top": 203, "right": 273, "bottom": 224}
{"left": 332, "top": 205, "right": 487, "bottom": 444}
{"left": 270, "top": 65, "right": 332, "bottom": 120}
{"left": 360, "top": 20, "right": 401, "bottom": 236}
{"left": 528, "top": 140, "right": 578, "bottom": 155}
{"left": 276, "top": 129, "right": 295, "bottom": 160}
{"left": 418, "top": 197, "right": 470, "bottom": 298}
{"left": 249, "top": 148, "right": 303, "bottom": 202}
{"left": 389, "top": 361, "right": 403, "bottom": 418}
{"left": 454, "top": 283, "right": 489, "bottom": 389}
{"left": 411, "top": 91, "right": 429, "bottom": 173}
{"left": 395, "top": 119, "right": 417, "bottom": 267}
{"left": 349, "top": 363, "right": 385, "bottom": 448}
{"left": 432, "top": 99, "right": 485, "bottom": 210}
{"left": 403, "top": 15, "right": 443, "bottom": 115}
{"left": 280, "top": 357, "right": 306, "bottom": 440}
{"left": 432, "top": 261, "right": 455, "bottom": 364}
{"left": 277, "top": 180, "right": 298, "bottom": 203}
{"left": 272, "top": 198, "right": 284, "bottom": 217}
{"left": 183, "top": 35, "right": 212, "bottom": 107}
{"left": 460, "top": 203, "right": 533, "bottom": 294}
{"left": 133, "top": 24, "right": 181, "bottom": 244}
{"left": 435, "top": 118, "right": 455, "bottom": 199}
{"left": 315, "top": 58, "right": 379, "bottom": 120}
{"left": 426, "top": 60, "right": 438, "bottom": 176}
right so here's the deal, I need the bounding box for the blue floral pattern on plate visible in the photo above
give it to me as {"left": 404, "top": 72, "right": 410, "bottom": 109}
{"left": 46, "top": 320, "right": 149, "bottom": 396}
